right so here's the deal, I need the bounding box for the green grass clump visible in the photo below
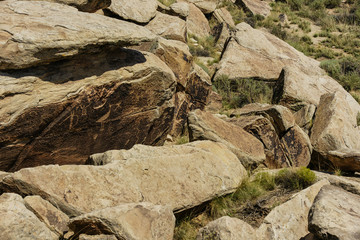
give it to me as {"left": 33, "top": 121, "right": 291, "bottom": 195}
{"left": 157, "top": 0, "right": 175, "bottom": 7}
{"left": 275, "top": 167, "right": 316, "bottom": 190}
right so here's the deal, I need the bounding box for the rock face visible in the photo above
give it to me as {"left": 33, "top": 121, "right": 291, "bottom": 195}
{"left": 327, "top": 149, "right": 360, "bottom": 172}
{"left": 25, "top": 0, "right": 111, "bottom": 12}
{"left": 256, "top": 179, "right": 330, "bottom": 240}
{"left": 188, "top": 109, "right": 266, "bottom": 169}
{"left": 0, "top": 1, "right": 156, "bottom": 70}
{"left": 213, "top": 7, "right": 236, "bottom": 28}
{"left": 0, "top": 50, "right": 176, "bottom": 171}
{"left": 186, "top": 3, "right": 211, "bottom": 37}
{"left": 0, "top": 193, "right": 58, "bottom": 240}
{"left": 24, "top": 195, "right": 69, "bottom": 235}
{"left": 229, "top": 104, "right": 312, "bottom": 168}
{"left": 1, "top": 141, "right": 247, "bottom": 215}
{"left": 309, "top": 185, "right": 360, "bottom": 240}
{"left": 188, "top": 0, "right": 217, "bottom": 14}
{"left": 314, "top": 171, "right": 360, "bottom": 195}
{"left": 108, "top": 0, "right": 158, "bottom": 23}
{"left": 197, "top": 216, "right": 256, "bottom": 240}
{"left": 69, "top": 203, "right": 175, "bottom": 240}
{"left": 170, "top": 2, "right": 189, "bottom": 18}
{"left": 237, "top": 0, "right": 271, "bottom": 17}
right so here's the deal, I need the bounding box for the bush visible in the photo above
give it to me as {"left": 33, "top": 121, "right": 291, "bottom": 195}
{"left": 275, "top": 167, "right": 316, "bottom": 190}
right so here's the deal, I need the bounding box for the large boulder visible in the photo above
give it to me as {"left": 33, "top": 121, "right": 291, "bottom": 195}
{"left": 1, "top": 141, "right": 247, "bottom": 215}
{"left": 187, "top": 0, "right": 217, "bottom": 14}
{"left": 0, "top": 49, "right": 176, "bottom": 171}
{"left": 256, "top": 179, "right": 330, "bottom": 240}
{"left": 186, "top": 3, "right": 211, "bottom": 37}
{"left": 213, "top": 7, "right": 236, "bottom": 28}
{"left": 107, "top": 0, "right": 158, "bottom": 24}
{"left": 197, "top": 216, "right": 256, "bottom": 240}
{"left": 314, "top": 171, "right": 360, "bottom": 196}
{"left": 169, "top": 2, "right": 189, "bottom": 18}
{"left": 69, "top": 203, "right": 175, "bottom": 240}
{"left": 309, "top": 185, "right": 360, "bottom": 240}
{"left": 146, "top": 12, "right": 187, "bottom": 42}
{"left": 236, "top": 0, "right": 271, "bottom": 17}
{"left": 0, "top": 193, "right": 58, "bottom": 240}
{"left": 188, "top": 109, "right": 266, "bottom": 168}
{"left": 0, "top": 0, "right": 156, "bottom": 70}
{"left": 23, "top": 0, "right": 111, "bottom": 12}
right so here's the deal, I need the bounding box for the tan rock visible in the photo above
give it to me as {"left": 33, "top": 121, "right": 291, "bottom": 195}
{"left": 146, "top": 12, "right": 187, "bottom": 42}
{"left": 0, "top": 50, "right": 176, "bottom": 171}
{"left": 309, "top": 185, "right": 360, "bottom": 240}
{"left": 213, "top": 7, "right": 236, "bottom": 28}
{"left": 188, "top": 109, "right": 266, "bottom": 168}
{"left": 293, "top": 104, "right": 316, "bottom": 134}
{"left": 0, "top": 193, "right": 58, "bottom": 240}
{"left": 205, "top": 91, "right": 223, "bottom": 113}
{"left": 188, "top": 0, "right": 217, "bottom": 14}
{"left": 108, "top": 0, "right": 158, "bottom": 23}
{"left": 79, "top": 235, "right": 117, "bottom": 240}
{"left": 256, "top": 179, "right": 330, "bottom": 240}
{"left": 314, "top": 171, "right": 360, "bottom": 195}
{"left": 197, "top": 216, "right": 256, "bottom": 240}
{"left": 24, "top": 195, "right": 69, "bottom": 235}
{"left": 69, "top": 203, "right": 175, "bottom": 240}
{"left": 327, "top": 149, "right": 360, "bottom": 172}
{"left": 1, "top": 141, "right": 247, "bottom": 214}
{"left": 22, "top": 0, "right": 111, "bottom": 12}
{"left": 0, "top": 1, "right": 156, "bottom": 70}
{"left": 170, "top": 2, "right": 189, "bottom": 17}
{"left": 186, "top": 3, "right": 211, "bottom": 37}
{"left": 237, "top": 0, "right": 271, "bottom": 17}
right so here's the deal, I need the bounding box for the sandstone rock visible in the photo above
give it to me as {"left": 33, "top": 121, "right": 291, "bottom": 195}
{"left": 186, "top": 3, "right": 211, "bottom": 37}
{"left": 256, "top": 179, "right": 330, "bottom": 240}
{"left": 24, "top": 195, "right": 69, "bottom": 235}
{"left": 1, "top": 141, "right": 246, "bottom": 214}
{"left": 146, "top": 12, "right": 187, "bottom": 42}
{"left": 293, "top": 104, "right": 316, "bottom": 134}
{"left": 0, "top": 49, "right": 176, "bottom": 171}
{"left": 188, "top": 0, "right": 217, "bottom": 14}
{"left": 79, "top": 235, "right": 117, "bottom": 240}
{"left": 213, "top": 7, "right": 236, "bottom": 28}
{"left": 188, "top": 109, "right": 266, "bottom": 168}
{"left": 309, "top": 185, "right": 360, "bottom": 240}
{"left": 23, "top": 0, "right": 111, "bottom": 12}
{"left": 314, "top": 171, "right": 360, "bottom": 195}
{"left": 170, "top": 2, "right": 189, "bottom": 18}
{"left": 310, "top": 92, "right": 360, "bottom": 170}
{"left": 197, "top": 216, "right": 256, "bottom": 240}
{"left": 237, "top": 0, "right": 271, "bottom": 17}
{"left": 108, "top": 0, "right": 158, "bottom": 24}
{"left": 327, "top": 149, "right": 360, "bottom": 172}
{"left": 213, "top": 22, "right": 232, "bottom": 49}
{"left": 205, "top": 91, "right": 223, "bottom": 113}
{"left": 69, "top": 203, "right": 175, "bottom": 240}
{"left": 0, "top": 193, "right": 58, "bottom": 240}
{"left": 0, "top": 1, "right": 156, "bottom": 70}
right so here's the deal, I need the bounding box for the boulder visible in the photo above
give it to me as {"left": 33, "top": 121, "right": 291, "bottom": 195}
{"left": 236, "top": 0, "right": 271, "bottom": 17}
{"left": 79, "top": 235, "right": 117, "bottom": 240}
{"left": 0, "top": 49, "right": 176, "bottom": 171}
{"left": 197, "top": 216, "right": 256, "bottom": 240}
{"left": 0, "top": 1, "right": 156, "bottom": 70}
{"left": 309, "top": 185, "right": 360, "bottom": 240}
{"left": 186, "top": 3, "right": 211, "bottom": 37}
{"left": 146, "top": 12, "right": 187, "bottom": 42}
{"left": 108, "top": 0, "right": 158, "bottom": 24}
{"left": 188, "top": 109, "right": 266, "bottom": 168}
{"left": 0, "top": 193, "right": 58, "bottom": 240}
{"left": 170, "top": 2, "right": 189, "bottom": 18}
{"left": 23, "top": 0, "right": 111, "bottom": 12}
{"left": 1, "top": 141, "right": 247, "bottom": 215}
{"left": 293, "top": 104, "right": 316, "bottom": 134}
{"left": 310, "top": 92, "right": 360, "bottom": 171}
{"left": 24, "top": 195, "right": 69, "bottom": 235}
{"left": 188, "top": 0, "right": 217, "bottom": 14}
{"left": 213, "top": 22, "right": 233, "bottom": 49}
{"left": 213, "top": 7, "right": 236, "bottom": 28}
{"left": 256, "top": 179, "right": 330, "bottom": 240}
{"left": 69, "top": 203, "right": 175, "bottom": 240}
{"left": 205, "top": 91, "right": 223, "bottom": 113}
{"left": 314, "top": 171, "right": 360, "bottom": 195}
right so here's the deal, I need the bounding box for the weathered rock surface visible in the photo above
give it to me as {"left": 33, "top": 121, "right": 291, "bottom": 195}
{"left": 146, "top": 12, "right": 187, "bottom": 42}
{"left": 205, "top": 91, "right": 223, "bottom": 113}
{"left": 1, "top": 141, "right": 247, "bottom": 215}
{"left": 0, "top": 50, "right": 176, "bottom": 171}
{"left": 197, "top": 216, "right": 256, "bottom": 240}
{"left": 170, "top": 2, "right": 189, "bottom": 18}
{"left": 256, "top": 179, "right": 330, "bottom": 240}
{"left": 79, "top": 235, "right": 117, "bottom": 240}
{"left": 314, "top": 171, "right": 360, "bottom": 196}
{"left": 237, "top": 0, "right": 271, "bottom": 17}
{"left": 188, "top": 0, "right": 217, "bottom": 14}
{"left": 108, "top": 0, "right": 158, "bottom": 23}
{"left": 0, "top": 193, "right": 58, "bottom": 240}
{"left": 188, "top": 109, "right": 266, "bottom": 168}
{"left": 186, "top": 3, "right": 211, "bottom": 37}
{"left": 310, "top": 92, "right": 360, "bottom": 171}
{"left": 24, "top": 0, "right": 111, "bottom": 12}
{"left": 293, "top": 104, "right": 316, "bottom": 134}
{"left": 213, "top": 7, "right": 236, "bottom": 28}
{"left": 309, "top": 185, "right": 360, "bottom": 240}
{"left": 0, "top": 1, "right": 156, "bottom": 70}
{"left": 69, "top": 203, "right": 175, "bottom": 240}
{"left": 24, "top": 195, "right": 69, "bottom": 235}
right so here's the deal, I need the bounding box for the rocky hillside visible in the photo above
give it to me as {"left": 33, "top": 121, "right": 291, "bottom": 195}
{"left": 0, "top": 0, "right": 360, "bottom": 239}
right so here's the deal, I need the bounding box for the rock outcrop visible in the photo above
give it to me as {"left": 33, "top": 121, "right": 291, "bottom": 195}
{"left": 188, "top": 109, "right": 266, "bottom": 168}
{"left": 236, "top": 0, "right": 271, "bottom": 17}
{"left": 309, "top": 185, "right": 360, "bottom": 240}
{"left": 186, "top": 3, "right": 211, "bottom": 37}
{"left": 69, "top": 203, "right": 175, "bottom": 240}
{"left": 1, "top": 141, "right": 247, "bottom": 215}
{"left": 24, "top": 0, "right": 111, "bottom": 12}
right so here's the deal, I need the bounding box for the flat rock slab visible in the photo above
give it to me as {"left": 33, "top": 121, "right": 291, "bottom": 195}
{"left": 0, "top": 1, "right": 156, "bottom": 70}
{"left": 69, "top": 203, "right": 175, "bottom": 240}
{"left": 108, "top": 0, "right": 158, "bottom": 23}
{"left": 309, "top": 185, "right": 360, "bottom": 240}
{"left": 328, "top": 149, "right": 360, "bottom": 172}
{"left": 0, "top": 50, "right": 176, "bottom": 171}
{"left": 0, "top": 193, "right": 58, "bottom": 240}
{"left": 237, "top": 0, "right": 271, "bottom": 17}
{"left": 314, "top": 171, "right": 360, "bottom": 195}
{"left": 23, "top": 0, "right": 111, "bottom": 12}
{"left": 1, "top": 141, "right": 246, "bottom": 215}
{"left": 186, "top": 3, "right": 211, "bottom": 37}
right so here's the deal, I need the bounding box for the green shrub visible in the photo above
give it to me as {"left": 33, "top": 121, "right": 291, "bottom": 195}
{"left": 275, "top": 167, "right": 316, "bottom": 190}
{"left": 254, "top": 172, "right": 276, "bottom": 191}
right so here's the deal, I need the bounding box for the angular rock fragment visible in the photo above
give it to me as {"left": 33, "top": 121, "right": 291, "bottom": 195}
{"left": 186, "top": 3, "right": 211, "bottom": 37}
{"left": 108, "top": 0, "right": 158, "bottom": 23}
{"left": 23, "top": 0, "right": 111, "bottom": 12}
{"left": 170, "top": 2, "right": 189, "bottom": 18}
{"left": 237, "top": 0, "right": 271, "bottom": 17}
